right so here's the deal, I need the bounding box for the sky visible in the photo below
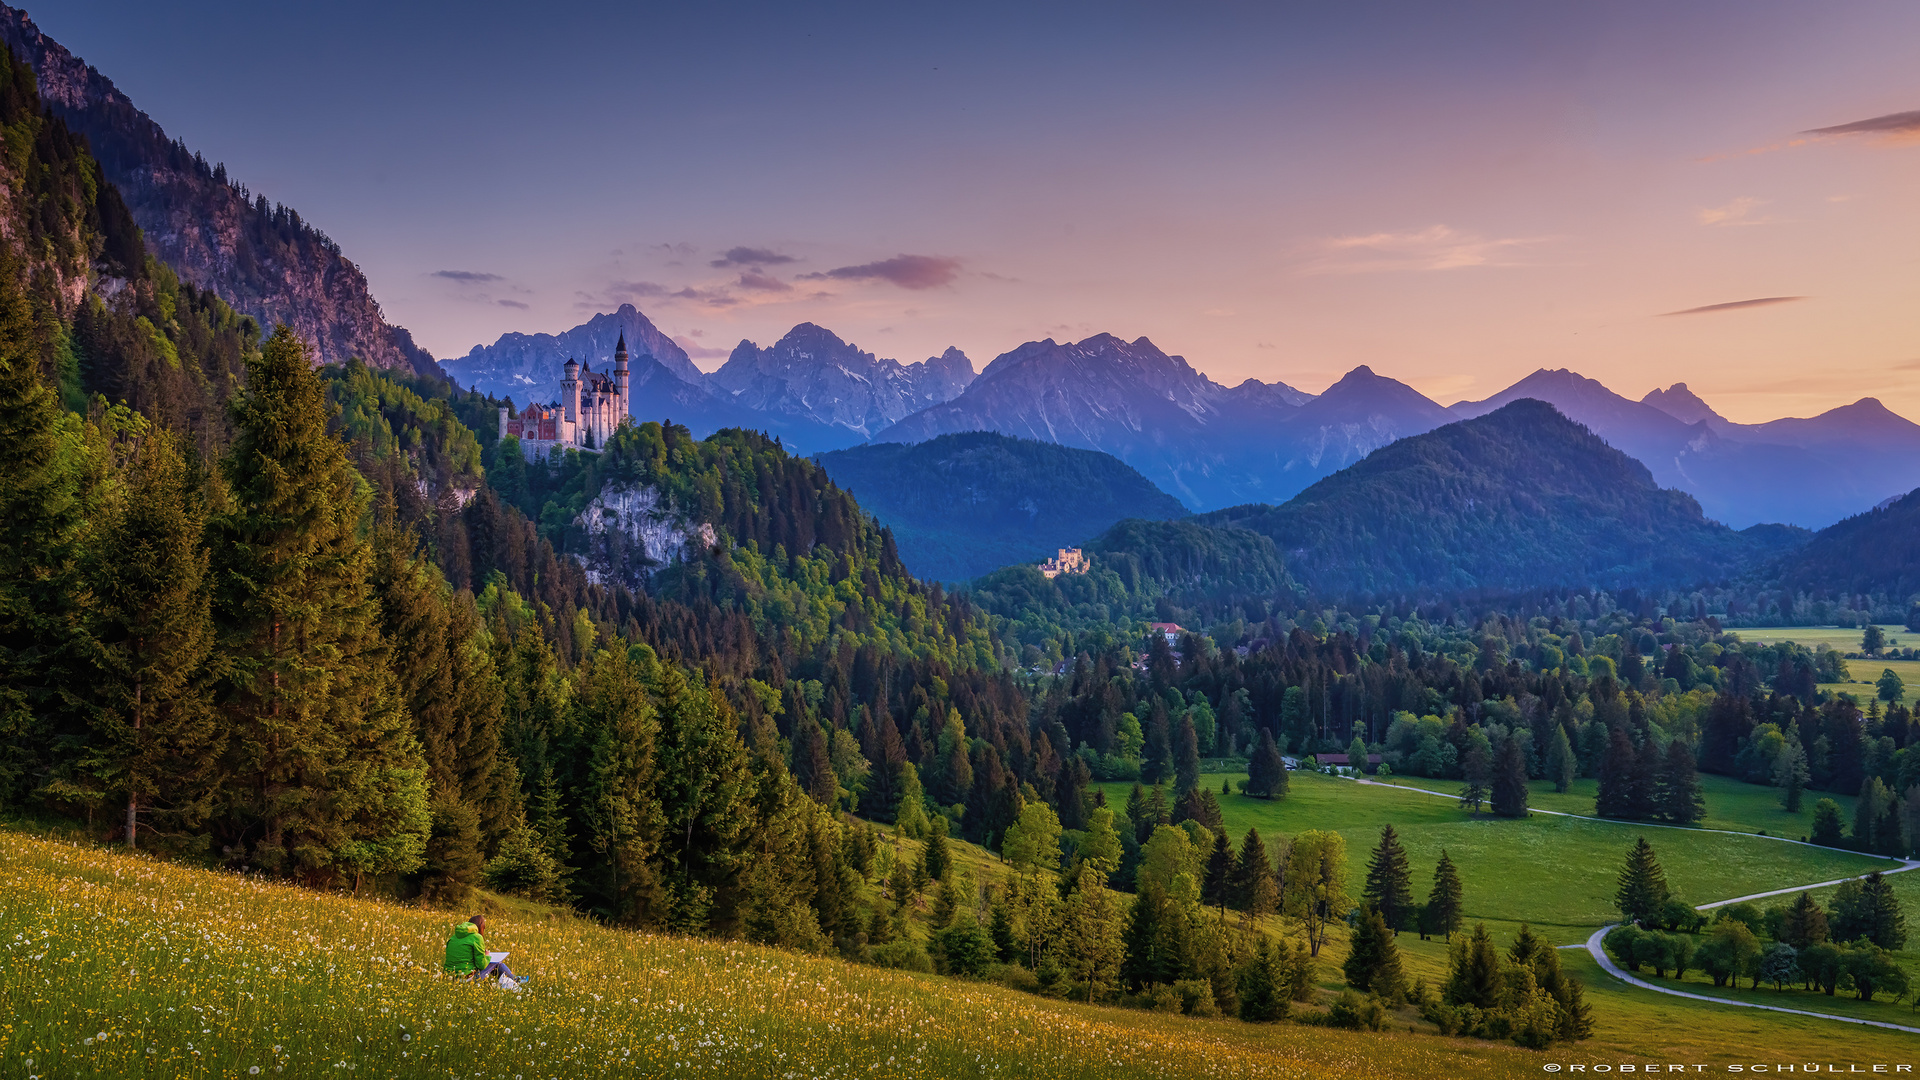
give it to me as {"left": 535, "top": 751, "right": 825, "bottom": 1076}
{"left": 34, "top": 0, "right": 1920, "bottom": 422}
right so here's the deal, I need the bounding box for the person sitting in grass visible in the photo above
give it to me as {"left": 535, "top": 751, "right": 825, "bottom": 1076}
{"left": 443, "top": 914, "right": 523, "bottom": 985}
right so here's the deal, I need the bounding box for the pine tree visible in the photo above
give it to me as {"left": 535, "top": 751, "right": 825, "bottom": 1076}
{"left": 1595, "top": 727, "right": 1635, "bottom": 818}
{"left": 1614, "top": 837, "right": 1670, "bottom": 924}
{"left": 1490, "top": 735, "right": 1530, "bottom": 818}
{"left": 1362, "top": 823, "right": 1416, "bottom": 933}
{"left": 1458, "top": 744, "right": 1490, "bottom": 813}
{"left": 791, "top": 719, "right": 838, "bottom": 805}
{"left": 577, "top": 646, "right": 665, "bottom": 927}
{"left": 81, "top": 428, "right": 219, "bottom": 846}
{"left": 1236, "top": 939, "right": 1283, "bottom": 1022}
{"left": 1443, "top": 922, "right": 1504, "bottom": 1008}
{"left": 1425, "top": 850, "right": 1464, "bottom": 941}
{"left": 1202, "top": 829, "right": 1234, "bottom": 917}
{"left": 1859, "top": 871, "right": 1907, "bottom": 951}
{"left": 1231, "top": 827, "right": 1278, "bottom": 923}
{"left": 922, "top": 815, "right": 953, "bottom": 883}
{"left": 1628, "top": 736, "right": 1661, "bottom": 820}
{"left": 212, "top": 327, "right": 429, "bottom": 883}
{"left": 1810, "top": 798, "right": 1846, "bottom": 847}
{"left": 1246, "top": 728, "right": 1287, "bottom": 799}
{"left": 1141, "top": 699, "right": 1173, "bottom": 784}
{"left": 1174, "top": 714, "right": 1201, "bottom": 797}
{"left": 369, "top": 522, "right": 518, "bottom": 905}
{"left": 1546, "top": 724, "right": 1577, "bottom": 793}
{"left": 1120, "top": 881, "right": 1166, "bottom": 990}
{"left": 1778, "top": 890, "right": 1829, "bottom": 948}
{"left": 1342, "top": 903, "right": 1407, "bottom": 1001}
{"left": 1655, "top": 740, "right": 1703, "bottom": 825}
{"left": 654, "top": 663, "right": 752, "bottom": 932}
{"left": 1773, "top": 738, "right": 1809, "bottom": 812}
{"left": 0, "top": 249, "right": 96, "bottom": 808}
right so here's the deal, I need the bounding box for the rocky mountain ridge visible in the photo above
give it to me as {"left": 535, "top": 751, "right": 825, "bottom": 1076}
{"left": 712, "top": 323, "right": 974, "bottom": 440}
{"left": 0, "top": 4, "right": 438, "bottom": 376}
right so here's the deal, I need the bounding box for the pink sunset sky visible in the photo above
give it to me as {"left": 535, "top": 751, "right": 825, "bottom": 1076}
{"left": 41, "top": 0, "right": 1920, "bottom": 421}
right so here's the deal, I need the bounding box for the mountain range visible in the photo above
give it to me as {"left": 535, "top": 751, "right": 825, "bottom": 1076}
{"left": 445, "top": 316, "right": 975, "bottom": 454}
{"left": 0, "top": 4, "right": 439, "bottom": 377}
{"left": 814, "top": 432, "right": 1187, "bottom": 582}
{"left": 11, "top": 0, "right": 1910, "bottom": 544}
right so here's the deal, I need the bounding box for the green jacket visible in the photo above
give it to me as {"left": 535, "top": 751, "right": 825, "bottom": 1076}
{"left": 444, "top": 922, "right": 487, "bottom": 975}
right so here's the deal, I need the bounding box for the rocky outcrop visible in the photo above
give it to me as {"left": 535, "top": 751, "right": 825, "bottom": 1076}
{"left": 574, "top": 484, "right": 717, "bottom": 592}
{"left": 0, "top": 4, "right": 439, "bottom": 376}
{"left": 711, "top": 324, "right": 975, "bottom": 439}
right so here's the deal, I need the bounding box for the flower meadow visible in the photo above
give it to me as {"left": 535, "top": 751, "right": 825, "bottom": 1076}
{"left": 0, "top": 830, "right": 1545, "bottom": 1080}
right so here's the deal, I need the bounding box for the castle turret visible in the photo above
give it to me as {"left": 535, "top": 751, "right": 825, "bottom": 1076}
{"left": 613, "top": 332, "right": 630, "bottom": 422}
{"left": 563, "top": 357, "right": 581, "bottom": 424}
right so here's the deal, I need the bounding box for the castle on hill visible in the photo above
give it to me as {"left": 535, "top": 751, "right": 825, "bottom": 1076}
{"left": 498, "top": 333, "right": 633, "bottom": 455}
{"left": 1038, "top": 547, "right": 1087, "bottom": 578}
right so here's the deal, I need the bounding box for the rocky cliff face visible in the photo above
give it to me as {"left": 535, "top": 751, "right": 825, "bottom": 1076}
{"left": 442, "top": 304, "right": 703, "bottom": 405}
{"left": 0, "top": 4, "right": 438, "bottom": 375}
{"left": 574, "top": 484, "right": 717, "bottom": 592}
{"left": 710, "top": 323, "right": 974, "bottom": 439}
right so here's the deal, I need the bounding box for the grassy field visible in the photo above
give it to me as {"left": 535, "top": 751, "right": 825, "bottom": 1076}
{"left": 1099, "top": 771, "right": 1892, "bottom": 946}
{"left": 0, "top": 827, "right": 1577, "bottom": 1080}
{"left": 1365, "top": 772, "right": 1861, "bottom": 840}
{"left": 1733, "top": 625, "right": 1910, "bottom": 653}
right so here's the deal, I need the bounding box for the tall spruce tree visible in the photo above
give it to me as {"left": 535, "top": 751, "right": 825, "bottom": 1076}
{"left": 1490, "top": 735, "right": 1530, "bottom": 818}
{"left": 1458, "top": 744, "right": 1490, "bottom": 813}
{"left": 370, "top": 521, "right": 519, "bottom": 905}
{"left": 577, "top": 644, "right": 665, "bottom": 927}
{"left": 1342, "top": 903, "right": 1406, "bottom": 1000}
{"left": 652, "top": 661, "right": 753, "bottom": 933}
{"left": 1425, "top": 850, "right": 1464, "bottom": 941}
{"left": 1546, "top": 724, "right": 1577, "bottom": 793}
{"left": 0, "top": 250, "right": 97, "bottom": 807}
{"left": 212, "top": 326, "right": 429, "bottom": 882}
{"left": 1362, "top": 823, "right": 1416, "bottom": 933}
{"left": 1202, "top": 829, "right": 1234, "bottom": 917}
{"left": 1655, "top": 740, "right": 1703, "bottom": 825}
{"left": 1595, "top": 727, "right": 1635, "bottom": 818}
{"left": 1231, "top": 827, "right": 1279, "bottom": 923}
{"left": 1614, "top": 837, "right": 1670, "bottom": 924}
{"left": 1444, "top": 922, "right": 1504, "bottom": 1008}
{"left": 82, "top": 428, "right": 219, "bottom": 847}
{"left": 1246, "top": 728, "right": 1287, "bottom": 799}
{"left": 1628, "top": 736, "right": 1661, "bottom": 820}
{"left": 1174, "top": 714, "right": 1202, "bottom": 797}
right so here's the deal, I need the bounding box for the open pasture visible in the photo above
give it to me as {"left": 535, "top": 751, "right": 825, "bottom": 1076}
{"left": 1098, "top": 771, "right": 1891, "bottom": 946}
{"left": 0, "top": 828, "right": 1568, "bottom": 1080}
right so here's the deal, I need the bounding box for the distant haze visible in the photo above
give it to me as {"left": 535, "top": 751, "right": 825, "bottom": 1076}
{"left": 36, "top": 0, "right": 1920, "bottom": 422}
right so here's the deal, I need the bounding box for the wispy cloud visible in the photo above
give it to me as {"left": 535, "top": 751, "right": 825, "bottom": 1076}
{"left": 1697, "top": 196, "right": 1776, "bottom": 227}
{"left": 1303, "top": 225, "right": 1547, "bottom": 274}
{"left": 1804, "top": 109, "right": 1920, "bottom": 146}
{"left": 496, "top": 299, "right": 529, "bottom": 310}
{"left": 432, "top": 269, "right": 503, "bottom": 283}
{"left": 710, "top": 246, "right": 798, "bottom": 268}
{"left": 800, "top": 254, "right": 962, "bottom": 290}
{"left": 1660, "top": 296, "right": 1805, "bottom": 316}
{"left": 735, "top": 271, "right": 792, "bottom": 293}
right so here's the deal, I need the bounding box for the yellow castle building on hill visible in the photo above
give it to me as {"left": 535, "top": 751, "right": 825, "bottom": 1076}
{"left": 1038, "top": 547, "right": 1088, "bottom": 578}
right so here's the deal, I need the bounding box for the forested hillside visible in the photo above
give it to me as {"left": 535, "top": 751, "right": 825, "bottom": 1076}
{"left": 1207, "top": 401, "right": 1805, "bottom": 599}
{"left": 1760, "top": 487, "right": 1920, "bottom": 603}
{"left": 815, "top": 432, "right": 1189, "bottom": 582}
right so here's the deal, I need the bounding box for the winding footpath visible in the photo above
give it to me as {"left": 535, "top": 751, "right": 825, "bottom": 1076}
{"left": 1346, "top": 775, "right": 1920, "bottom": 1032}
